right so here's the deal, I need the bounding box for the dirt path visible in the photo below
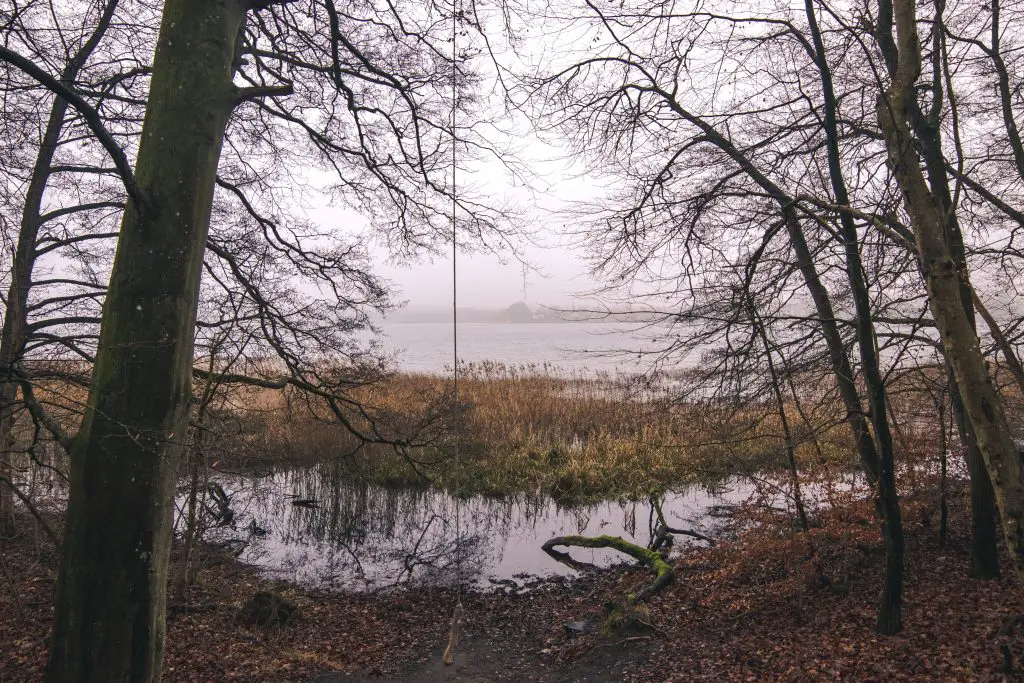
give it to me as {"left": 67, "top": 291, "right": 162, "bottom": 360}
{"left": 312, "top": 628, "right": 658, "bottom": 682}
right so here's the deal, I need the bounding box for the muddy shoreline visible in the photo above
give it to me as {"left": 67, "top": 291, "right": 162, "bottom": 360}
{"left": 4, "top": 488, "right": 1024, "bottom": 681}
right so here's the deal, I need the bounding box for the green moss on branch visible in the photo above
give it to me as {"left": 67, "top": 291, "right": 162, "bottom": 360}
{"left": 541, "top": 534, "right": 674, "bottom": 602}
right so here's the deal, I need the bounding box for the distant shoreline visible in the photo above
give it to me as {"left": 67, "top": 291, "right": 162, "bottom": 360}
{"left": 380, "top": 301, "right": 662, "bottom": 325}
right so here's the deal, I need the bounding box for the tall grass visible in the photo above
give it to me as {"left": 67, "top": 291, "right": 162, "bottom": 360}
{"left": 21, "top": 360, "right": 1002, "bottom": 503}
{"left": 215, "top": 363, "right": 856, "bottom": 502}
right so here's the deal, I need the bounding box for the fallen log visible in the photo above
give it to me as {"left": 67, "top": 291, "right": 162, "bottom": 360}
{"left": 542, "top": 534, "right": 674, "bottom": 603}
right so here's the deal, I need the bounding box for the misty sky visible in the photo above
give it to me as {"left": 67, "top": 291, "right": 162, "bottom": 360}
{"left": 304, "top": 14, "right": 622, "bottom": 312}
{"left": 309, "top": 128, "right": 611, "bottom": 311}
{"left": 310, "top": 162, "right": 604, "bottom": 309}
{"left": 375, "top": 241, "right": 597, "bottom": 310}
{"left": 370, "top": 145, "right": 611, "bottom": 310}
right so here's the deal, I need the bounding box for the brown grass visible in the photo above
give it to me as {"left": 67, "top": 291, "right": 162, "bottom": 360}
{"left": 209, "top": 363, "right": 857, "bottom": 502}
{"left": 17, "top": 358, "right": 1019, "bottom": 503}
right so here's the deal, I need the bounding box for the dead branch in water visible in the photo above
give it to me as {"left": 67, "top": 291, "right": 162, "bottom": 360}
{"left": 542, "top": 534, "right": 674, "bottom": 602}
{"left": 650, "top": 496, "right": 717, "bottom": 550}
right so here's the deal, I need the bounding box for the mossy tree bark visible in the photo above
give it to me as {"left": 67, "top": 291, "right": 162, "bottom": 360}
{"left": 543, "top": 534, "right": 674, "bottom": 603}
{"left": 876, "top": 0, "right": 1024, "bottom": 576}
{"left": 46, "top": 1, "right": 250, "bottom": 680}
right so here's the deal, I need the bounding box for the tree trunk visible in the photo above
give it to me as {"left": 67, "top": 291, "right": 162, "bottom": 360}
{"left": 876, "top": 0, "right": 1024, "bottom": 576}
{"left": 906, "top": 0, "right": 1001, "bottom": 578}
{"left": 46, "top": 1, "right": 247, "bottom": 680}
{"left": 0, "top": 1, "right": 120, "bottom": 536}
{"left": 948, "top": 370, "right": 1000, "bottom": 577}
{"left": 805, "top": 0, "right": 904, "bottom": 631}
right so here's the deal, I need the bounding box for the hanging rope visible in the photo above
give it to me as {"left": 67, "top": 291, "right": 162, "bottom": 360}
{"left": 442, "top": 0, "right": 464, "bottom": 667}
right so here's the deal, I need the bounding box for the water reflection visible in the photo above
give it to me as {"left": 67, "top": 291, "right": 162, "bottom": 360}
{"left": 196, "top": 460, "right": 756, "bottom": 592}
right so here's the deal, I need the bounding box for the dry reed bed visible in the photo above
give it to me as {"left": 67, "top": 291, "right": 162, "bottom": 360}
{"left": 214, "top": 363, "right": 859, "bottom": 501}
{"left": 17, "top": 361, "right": 1014, "bottom": 502}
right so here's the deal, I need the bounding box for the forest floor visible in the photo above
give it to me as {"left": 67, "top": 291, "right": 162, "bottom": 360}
{"left": 2, "top": 493, "right": 1024, "bottom": 681}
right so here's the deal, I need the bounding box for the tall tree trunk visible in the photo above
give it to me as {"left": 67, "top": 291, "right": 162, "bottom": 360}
{"left": 878, "top": 0, "right": 1001, "bottom": 577}
{"left": 0, "top": 0, "right": 120, "bottom": 536}
{"left": 805, "top": 0, "right": 904, "bottom": 632}
{"left": 948, "top": 369, "right": 1000, "bottom": 577}
{"left": 46, "top": 1, "right": 247, "bottom": 680}
{"left": 876, "top": 0, "right": 1024, "bottom": 575}
{"left": 915, "top": 1, "right": 1000, "bottom": 578}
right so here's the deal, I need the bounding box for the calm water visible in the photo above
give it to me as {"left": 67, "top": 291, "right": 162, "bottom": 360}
{"left": 376, "top": 322, "right": 694, "bottom": 374}
{"left": 192, "top": 461, "right": 826, "bottom": 593}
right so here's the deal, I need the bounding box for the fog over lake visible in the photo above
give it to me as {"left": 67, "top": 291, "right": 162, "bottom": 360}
{"left": 375, "top": 321, "right": 691, "bottom": 374}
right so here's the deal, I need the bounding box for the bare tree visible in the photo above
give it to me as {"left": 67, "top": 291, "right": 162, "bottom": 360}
{"left": 872, "top": 0, "right": 1024, "bottom": 574}
{"left": 0, "top": 0, "right": 152, "bottom": 534}
{"left": 1, "top": 0, "right": 516, "bottom": 678}
{"left": 509, "top": 0, "right": 909, "bottom": 631}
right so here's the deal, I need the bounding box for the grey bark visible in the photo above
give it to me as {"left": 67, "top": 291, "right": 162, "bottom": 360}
{"left": 876, "top": 0, "right": 1024, "bottom": 577}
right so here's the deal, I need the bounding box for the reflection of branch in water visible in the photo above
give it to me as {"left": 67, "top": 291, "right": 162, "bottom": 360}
{"left": 386, "top": 519, "right": 483, "bottom": 589}
{"left": 336, "top": 537, "right": 367, "bottom": 583}
{"left": 623, "top": 504, "right": 636, "bottom": 537}
{"left": 649, "top": 496, "right": 717, "bottom": 550}
{"left": 401, "top": 513, "right": 438, "bottom": 581}
{"left": 572, "top": 508, "right": 591, "bottom": 533}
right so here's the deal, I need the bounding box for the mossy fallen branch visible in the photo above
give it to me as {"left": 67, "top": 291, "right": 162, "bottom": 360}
{"left": 541, "top": 534, "right": 674, "bottom": 603}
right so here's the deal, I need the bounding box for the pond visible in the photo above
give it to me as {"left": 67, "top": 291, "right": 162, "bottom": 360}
{"left": 187, "top": 460, "right": 825, "bottom": 593}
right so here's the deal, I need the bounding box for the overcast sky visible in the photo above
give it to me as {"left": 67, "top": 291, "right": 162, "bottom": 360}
{"left": 375, "top": 240, "right": 597, "bottom": 310}
{"left": 364, "top": 129, "right": 609, "bottom": 310}
{"left": 306, "top": 10, "right": 614, "bottom": 312}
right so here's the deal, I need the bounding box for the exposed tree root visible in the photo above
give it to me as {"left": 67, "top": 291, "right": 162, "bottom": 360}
{"left": 542, "top": 534, "right": 674, "bottom": 603}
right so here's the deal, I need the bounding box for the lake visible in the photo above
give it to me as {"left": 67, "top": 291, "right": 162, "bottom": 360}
{"left": 376, "top": 322, "right": 695, "bottom": 374}
{"left": 192, "top": 461, "right": 842, "bottom": 593}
